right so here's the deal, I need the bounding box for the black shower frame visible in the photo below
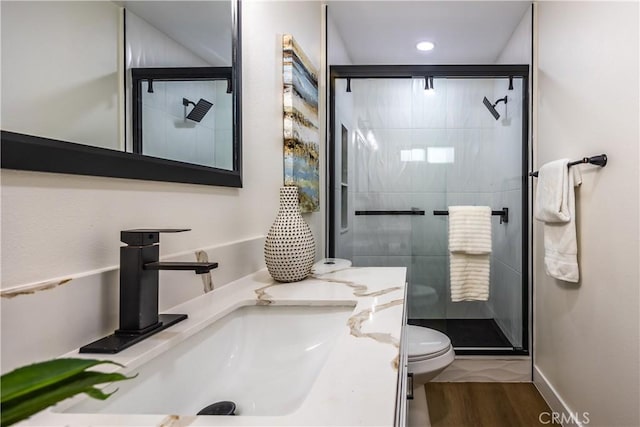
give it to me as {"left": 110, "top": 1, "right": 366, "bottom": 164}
{"left": 328, "top": 64, "right": 530, "bottom": 356}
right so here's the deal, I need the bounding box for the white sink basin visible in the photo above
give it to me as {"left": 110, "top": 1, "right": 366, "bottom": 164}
{"left": 61, "top": 305, "right": 353, "bottom": 416}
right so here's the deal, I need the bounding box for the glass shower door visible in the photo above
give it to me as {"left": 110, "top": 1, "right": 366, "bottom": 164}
{"left": 331, "top": 69, "right": 528, "bottom": 354}
{"left": 408, "top": 76, "right": 525, "bottom": 352}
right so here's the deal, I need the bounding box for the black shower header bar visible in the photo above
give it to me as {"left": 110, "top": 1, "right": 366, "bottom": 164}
{"left": 433, "top": 207, "right": 509, "bottom": 224}
{"left": 330, "top": 64, "right": 529, "bottom": 80}
{"left": 529, "top": 154, "right": 607, "bottom": 177}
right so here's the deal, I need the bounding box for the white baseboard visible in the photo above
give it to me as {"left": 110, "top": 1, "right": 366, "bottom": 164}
{"left": 534, "top": 366, "right": 584, "bottom": 427}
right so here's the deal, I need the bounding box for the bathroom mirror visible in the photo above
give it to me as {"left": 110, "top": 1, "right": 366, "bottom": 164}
{"left": 1, "top": 0, "right": 242, "bottom": 187}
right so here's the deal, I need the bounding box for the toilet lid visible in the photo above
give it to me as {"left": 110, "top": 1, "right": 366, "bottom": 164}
{"left": 407, "top": 325, "right": 451, "bottom": 359}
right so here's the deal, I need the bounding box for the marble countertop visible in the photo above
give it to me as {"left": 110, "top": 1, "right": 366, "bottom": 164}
{"left": 24, "top": 266, "right": 407, "bottom": 427}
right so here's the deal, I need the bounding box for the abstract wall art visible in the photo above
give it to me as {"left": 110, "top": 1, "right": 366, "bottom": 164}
{"left": 282, "top": 34, "right": 319, "bottom": 213}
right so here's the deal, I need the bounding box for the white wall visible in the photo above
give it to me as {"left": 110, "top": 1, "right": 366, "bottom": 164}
{"left": 0, "top": 1, "right": 120, "bottom": 150}
{"left": 535, "top": 3, "right": 639, "bottom": 426}
{"left": 328, "top": 13, "right": 352, "bottom": 66}
{"left": 242, "top": 0, "right": 324, "bottom": 259}
{"left": 126, "top": 10, "right": 209, "bottom": 69}
{"left": 497, "top": 6, "right": 532, "bottom": 66}
{"left": 0, "top": 0, "right": 323, "bottom": 372}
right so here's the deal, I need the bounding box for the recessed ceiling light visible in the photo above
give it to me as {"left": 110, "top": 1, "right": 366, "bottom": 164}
{"left": 416, "top": 41, "right": 435, "bottom": 51}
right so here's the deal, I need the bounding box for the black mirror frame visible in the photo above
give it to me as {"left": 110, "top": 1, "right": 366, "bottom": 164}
{"left": 1, "top": 0, "right": 242, "bottom": 188}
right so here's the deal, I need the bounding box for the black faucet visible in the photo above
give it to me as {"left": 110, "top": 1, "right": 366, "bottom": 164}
{"left": 80, "top": 229, "right": 218, "bottom": 354}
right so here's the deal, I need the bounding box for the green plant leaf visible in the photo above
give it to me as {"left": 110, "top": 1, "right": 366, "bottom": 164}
{"left": 1, "top": 370, "right": 132, "bottom": 427}
{"left": 1, "top": 358, "right": 122, "bottom": 403}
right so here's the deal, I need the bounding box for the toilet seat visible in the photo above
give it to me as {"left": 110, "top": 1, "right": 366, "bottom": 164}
{"left": 407, "top": 325, "right": 452, "bottom": 361}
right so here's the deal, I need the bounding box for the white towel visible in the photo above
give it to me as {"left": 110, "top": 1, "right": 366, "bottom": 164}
{"left": 534, "top": 160, "right": 582, "bottom": 282}
{"left": 448, "top": 206, "right": 492, "bottom": 302}
{"left": 534, "top": 159, "right": 572, "bottom": 222}
{"left": 448, "top": 206, "right": 492, "bottom": 254}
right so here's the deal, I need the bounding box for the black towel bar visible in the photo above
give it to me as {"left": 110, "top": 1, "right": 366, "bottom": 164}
{"left": 529, "top": 154, "right": 607, "bottom": 177}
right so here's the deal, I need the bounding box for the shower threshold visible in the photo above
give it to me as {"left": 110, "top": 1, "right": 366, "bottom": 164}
{"left": 408, "top": 318, "right": 517, "bottom": 353}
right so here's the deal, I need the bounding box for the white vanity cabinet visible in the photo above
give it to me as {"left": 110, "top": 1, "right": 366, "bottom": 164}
{"left": 394, "top": 282, "right": 410, "bottom": 427}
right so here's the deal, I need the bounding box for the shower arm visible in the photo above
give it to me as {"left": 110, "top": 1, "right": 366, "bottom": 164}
{"left": 493, "top": 96, "right": 508, "bottom": 107}
{"left": 182, "top": 98, "right": 197, "bottom": 108}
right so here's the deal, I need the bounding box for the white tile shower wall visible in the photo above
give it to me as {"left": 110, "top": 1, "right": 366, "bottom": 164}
{"left": 491, "top": 259, "right": 522, "bottom": 346}
{"left": 411, "top": 79, "right": 447, "bottom": 129}
{"left": 352, "top": 212, "right": 412, "bottom": 257}
{"left": 348, "top": 77, "right": 523, "bottom": 322}
{"left": 483, "top": 78, "right": 524, "bottom": 341}
{"left": 446, "top": 128, "right": 496, "bottom": 193}
{"left": 0, "top": 237, "right": 266, "bottom": 374}
{"left": 445, "top": 79, "right": 497, "bottom": 131}
{"left": 141, "top": 80, "right": 230, "bottom": 168}
{"left": 352, "top": 78, "right": 413, "bottom": 130}
{"left": 409, "top": 193, "right": 447, "bottom": 256}
{"left": 409, "top": 256, "right": 447, "bottom": 319}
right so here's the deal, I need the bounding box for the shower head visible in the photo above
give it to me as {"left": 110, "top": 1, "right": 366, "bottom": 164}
{"left": 483, "top": 96, "right": 507, "bottom": 121}
{"left": 483, "top": 96, "right": 500, "bottom": 120}
{"left": 182, "top": 97, "right": 213, "bottom": 123}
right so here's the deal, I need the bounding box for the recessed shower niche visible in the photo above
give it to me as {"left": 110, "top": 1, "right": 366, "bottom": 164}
{"left": 131, "top": 67, "right": 233, "bottom": 170}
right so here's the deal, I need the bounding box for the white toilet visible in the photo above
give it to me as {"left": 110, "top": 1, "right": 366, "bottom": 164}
{"left": 407, "top": 325, "right": 455, "bottom": 385}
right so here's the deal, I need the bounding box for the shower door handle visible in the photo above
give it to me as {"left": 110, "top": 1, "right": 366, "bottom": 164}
{"left": 355, "top": 209, "right": 425, "bottom": 216}
{"left": 407, "top": 372, "right": 414, "bottom": 400}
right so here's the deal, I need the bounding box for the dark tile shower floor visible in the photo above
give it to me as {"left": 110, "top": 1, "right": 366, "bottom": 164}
{"left": 408, "top": 318, "right": 512, "bottom": 348}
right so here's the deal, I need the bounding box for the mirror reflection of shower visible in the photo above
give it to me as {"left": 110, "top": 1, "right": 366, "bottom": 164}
{"left": 134, "top": 72, "right": 233, "bottom": 170}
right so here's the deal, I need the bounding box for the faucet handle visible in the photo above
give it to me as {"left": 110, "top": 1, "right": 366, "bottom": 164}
{"left": 121, "top": 229, "right": 191, "bottom": 245}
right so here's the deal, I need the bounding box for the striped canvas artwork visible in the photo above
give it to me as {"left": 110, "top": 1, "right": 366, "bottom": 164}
{"left": 283, "top": 34, "right": 319, "bottom": 213}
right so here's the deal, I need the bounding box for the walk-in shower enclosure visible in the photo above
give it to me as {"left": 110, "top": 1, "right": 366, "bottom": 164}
{"left": 329, "top": 65, "right": 529, "bottom": 355}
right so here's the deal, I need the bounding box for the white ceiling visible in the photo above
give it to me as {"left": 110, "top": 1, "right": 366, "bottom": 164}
{"left": 328, "top": 1, "right": 531, "bottom": 64}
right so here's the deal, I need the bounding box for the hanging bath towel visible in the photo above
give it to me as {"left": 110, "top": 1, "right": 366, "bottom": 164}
{"left": 448, "top": 206, "right": 492, "bottom": 302}
{"left": 534, "top": 159, "right": 582, "bottom": 282}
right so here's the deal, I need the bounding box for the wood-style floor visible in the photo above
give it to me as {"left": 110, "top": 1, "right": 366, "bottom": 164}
{"left": 424, "top": 383, "right": 554, "bottom": 427}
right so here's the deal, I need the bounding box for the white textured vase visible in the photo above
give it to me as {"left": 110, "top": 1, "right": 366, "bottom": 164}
{"left": 264, "top": 186, "right": 316, "bottom": 282}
